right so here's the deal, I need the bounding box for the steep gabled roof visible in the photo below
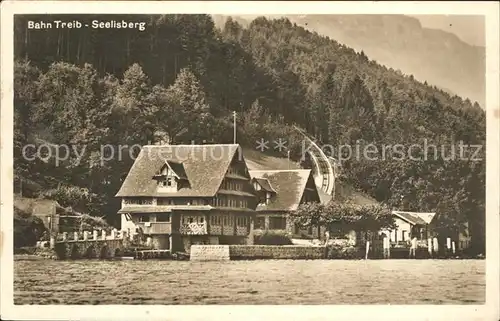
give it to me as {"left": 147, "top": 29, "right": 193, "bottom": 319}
{"left": 392, "top": 211, "right": 436, "bottom": 225}
{"left": 116, "top": 144, "right": 240, "bottom": 197}
{"left": 412, "top": 212, "right": 437, "bottom": 224}
{"left": 249, "top": 169, "right": 313, "bottom": 211}
{"left": 253, "top": 177, "right": 277, "bottom": 193}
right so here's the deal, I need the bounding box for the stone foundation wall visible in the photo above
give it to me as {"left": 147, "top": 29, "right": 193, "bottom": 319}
{"left": 190, "top": 245, "right": 230, "bottom": 261}
{"left": 229, "top": 245, "right": 326, "bottom": 260}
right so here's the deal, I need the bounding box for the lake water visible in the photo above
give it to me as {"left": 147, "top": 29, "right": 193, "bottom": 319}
{"left": 14, "top": 257, "right": 485, "bottom": 304}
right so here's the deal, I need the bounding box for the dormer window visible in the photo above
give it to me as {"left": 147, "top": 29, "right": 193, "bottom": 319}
{"left": 158, "top": 175, "right": 177, "bottom": 192}
{"left": 266, "top": 192, "right": 272, "bottom": 204}
{"left": 154, "top": 160, "right": 189, "bottom": 193}
{"left": 162, "top": 177, "right": 174, "bottom": 187}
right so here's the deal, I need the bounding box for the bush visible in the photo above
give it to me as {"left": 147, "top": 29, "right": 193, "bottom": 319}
{"left": 77, "top": 214, "right": 112, "bottom": 232}
{"left": 325, "top": 244, "right": 363, "bottom": 259}
{"left": 14, "top": 207, "right": 47, "bottom": 248}
{"left": 254, "top": 231, "right": 293, "bottom": 245}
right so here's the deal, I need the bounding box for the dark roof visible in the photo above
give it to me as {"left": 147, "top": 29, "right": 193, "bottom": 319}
{"left": 116, "top": 144, "right": 240, "bottom": 197}
{"left": 249, "top": 170, "right": 312, "bottom": 211}
{"left": 253, "top": 178, "right": 277, "bottom": 193}
{"left": 392, "top": 211, "right": 436, "bottom": 225}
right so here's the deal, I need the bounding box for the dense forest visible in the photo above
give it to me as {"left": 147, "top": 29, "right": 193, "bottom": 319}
{"left": 13, "top": 15, "right": 486, "bottom": 252}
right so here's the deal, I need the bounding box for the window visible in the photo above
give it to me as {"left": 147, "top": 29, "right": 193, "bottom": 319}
{"left": 269, "top": 217, "right": 286, "bottom": 230}
{"left": 125, "top": 198, "right": 153, "bottom": 205}
{"left": 211, "top": 215, "right": 222, "bottom": 225}
{"left": 139, "top": 215, "right": 150, "bottom": 223}
{"left": 162, "top": 177, "right": 173, "bottom": 187}
{"left": 157, "top": 198, "right": 175, "bottom": 205}
{"left": 156, "top": 214, "right": 170, "bottom": 222}
{"left": 237, "top": 216, "right": 247, "bottom": 227}
{"left": 402, "top": 230, "right": 407, "bottom": 242}
{"left": 255, "top": 217, "right": 265, "bottom": 229}
{"left": 222, "top": 215, "right": 233, "bottom": 226}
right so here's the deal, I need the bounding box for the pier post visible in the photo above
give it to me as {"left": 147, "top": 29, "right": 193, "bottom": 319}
{"left": 74, "top": 231, "right": 79, "bottom": 241}
{"left": 111, "top": 229, "right": 116, "bottom": 239}
{"left": 101, "top": 230, "right": 107, "bottom": 240}
{"left": 62, "top": 232, "right": 68, "bottom": 242}
{"left": 83, "top": 231, "right": 89, "bottom": 241}
{"left": 452, "top": 241, "right": 456, "bottom": 255}
{"left": 410, "top": 237, "right": 417, "bottom": 259}
{"left": 446, "top": 237, "right": 451, "bottom": 257}
{"left": 49, "top": 235, "right": 56, "bottom": 249}
{"left": 146, "top": 237, "right": 152, "bottom": 248}
{"left": 433, "top": 237, "right": 439, "bottom": 256}
{"left": 122, "top": 230, "right": 129, "bottom": 245}
{"left": 365, "top": 241, "right": 370, "bottom": 259}
{"left": 383, "top": 237, "right": 390, "bottom": 259}
{"left": 93, "top": 230, "right": 99, "bottom": 240}
{"left": 427, "top": 238, "right": 433, "bottom": 258}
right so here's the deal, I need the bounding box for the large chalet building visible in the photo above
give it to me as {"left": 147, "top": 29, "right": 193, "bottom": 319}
{"left": 116, "top": 144, "right": 258, "bottom": 253}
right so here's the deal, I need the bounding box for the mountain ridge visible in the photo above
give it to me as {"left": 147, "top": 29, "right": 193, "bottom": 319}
{"left": 213, "top": 14, "right": 485, "bottom": 108}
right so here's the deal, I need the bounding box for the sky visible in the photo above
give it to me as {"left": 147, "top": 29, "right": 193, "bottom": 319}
{"left": 409, "top": 15, "right": 485, "bottom": 47}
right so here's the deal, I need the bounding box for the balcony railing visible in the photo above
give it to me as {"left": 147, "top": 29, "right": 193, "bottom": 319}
{"left": 137, "top": 222, "right": 171, "bottom": 234}
{"left": 179, "top": 222, "right": 207, "bottom": 235}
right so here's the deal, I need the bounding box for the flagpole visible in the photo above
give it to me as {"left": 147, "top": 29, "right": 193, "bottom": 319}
{"left": 233, "top": 111, "right": 237, "bottom": 144}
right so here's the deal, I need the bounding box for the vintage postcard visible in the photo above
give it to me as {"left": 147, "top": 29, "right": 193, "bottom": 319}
{"left": 1, "top": 1, "right": 499, "bottom": 320}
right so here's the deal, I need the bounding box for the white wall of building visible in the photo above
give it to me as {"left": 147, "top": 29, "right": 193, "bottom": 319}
{"left": 381, "top": 217, "right": 412, "bottom": 243}
{"left": 121, "top": 213, "right": 137, "bottom": 232}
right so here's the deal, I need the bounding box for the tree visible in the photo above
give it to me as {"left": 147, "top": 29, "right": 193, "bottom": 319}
{"left": 112, "top": 63, "right": 153, "bottom": 146}
{"left": 14, "top": 59, "right": 40, "bottom": 193}
{"left": 290, "top": 200, "right": 394, "bottom": 235}
{"left": 155, "top": 68, "right": 215, "bottom": 144}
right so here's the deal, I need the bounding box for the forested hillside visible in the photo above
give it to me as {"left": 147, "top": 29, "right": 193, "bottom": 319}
{"left": 13, "top": 15, "right": 485, "bottom": 252}
{"left": 213, "top": 14, "right": 486, "bottom": 107}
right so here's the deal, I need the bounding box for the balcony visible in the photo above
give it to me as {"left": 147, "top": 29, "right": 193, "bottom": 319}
{"left": 137, "top": 222, "right": 171, "bottom": 234}
{"left": 236, "top": 226, "right": 248, "bottom": 236}
{"left": 179, "top": 222, "right": 208, "bottom": 235}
